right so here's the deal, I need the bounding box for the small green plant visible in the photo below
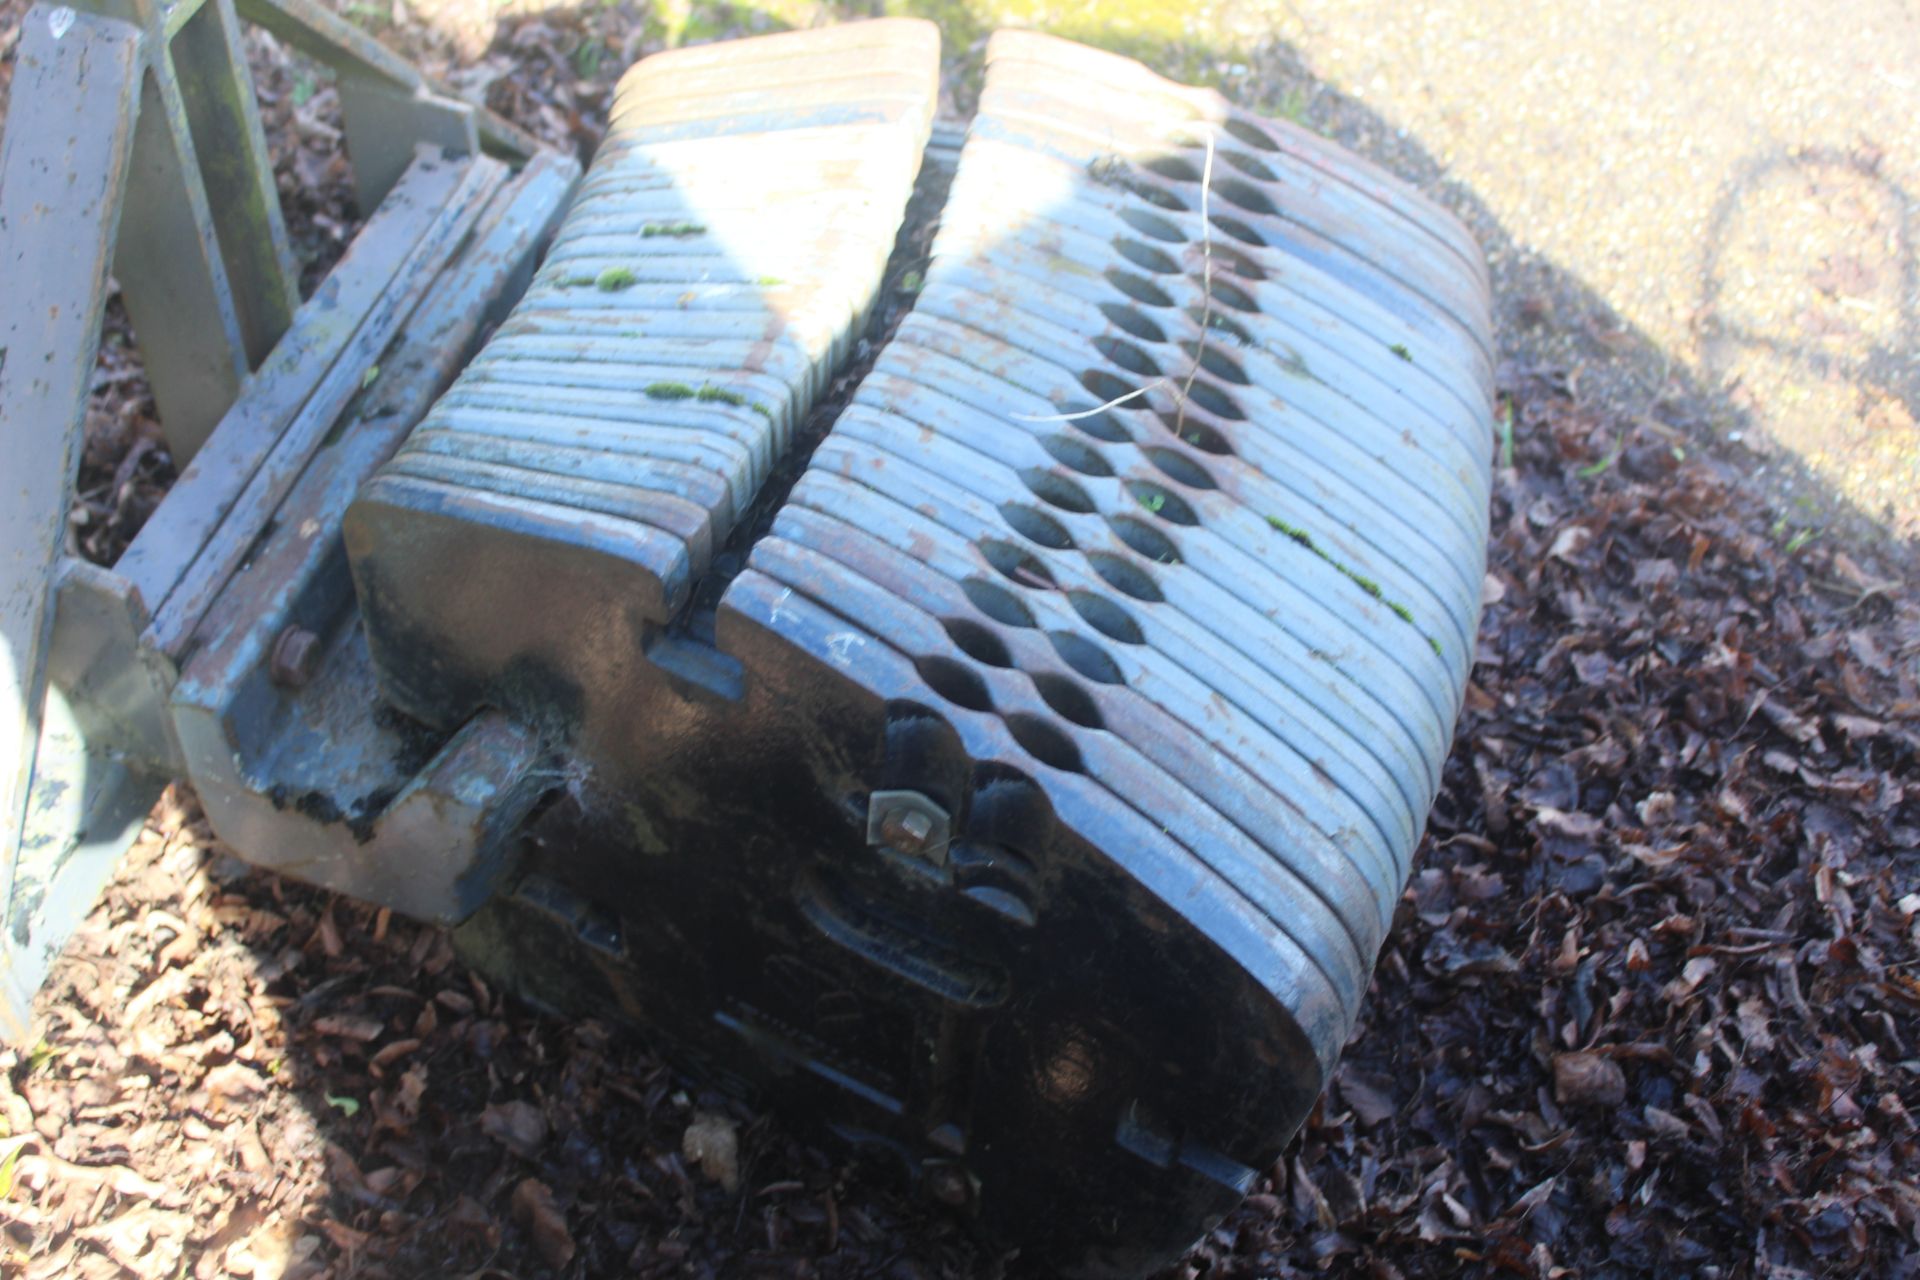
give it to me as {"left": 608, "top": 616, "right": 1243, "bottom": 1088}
{"left": 360, "top": 364, "right": 380, "bottom": 389}
{"left": 0, "top": 1134, "right": 26, "bottom": 1198}
{"left": 1498, "top": 401, "right": 1516, "bottom": 469}
{"left": 595, "top": 267, "right": 637, "bottom": 291}
{"left": 573, "top": 38, "right": 604, "bottom": 79}
{"left": 1389, "top": 342, "right": 1413, "bottom": 362}
{"left": 695, "top": 384, "right": 747, "bottom": 407}
{"left": 898, "top": 269, "right": 924, "bottom": 294}
{"left": 643, "top": 381, "right": 754, "bottom": 409}
{"left": 1578, "top": 438, "right": 1623, "bottom": 478}
{"left": 24, "top": 1039, "right": 58, "bottom": 1074}
{"left": 1267, "top": 514, "right": 1440, "bottom": 654}
{"left": 1267, "top": 515, "right": 1315, "bottom": 550}
{"left": 1138, "top": 490, "right": 1166, "bottom": 514}
{"left": 1784, "top": 527, "right": 1817, "bottom": 554}
{"left": 326, "top": 1093, "right": 361, "bottom": 1117}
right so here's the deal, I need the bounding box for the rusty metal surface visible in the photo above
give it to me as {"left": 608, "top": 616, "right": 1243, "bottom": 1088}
{"left": 5, "top": 13, "right": 1490, "bottom": 1264}
{"left": 166, "top": 152, "right": 576, "bottom": 921}
{"left": 0, "top": 0, "right": 572, "bottom": 1032}
{"left": 346, "top": 17, "right": 940, "bottom": 729}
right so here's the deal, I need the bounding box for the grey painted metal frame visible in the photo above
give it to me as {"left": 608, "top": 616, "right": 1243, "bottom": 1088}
{"left": 0, "top": 7, "right": 146, "bottom": 1040}
{"left": 0, "top": 0, "right": 566, "bottom": 1039}
{"left": 234, "top": 0, "right": 541, "bottom": 208}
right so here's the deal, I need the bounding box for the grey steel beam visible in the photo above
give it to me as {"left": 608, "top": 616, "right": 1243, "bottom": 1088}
{"left": 0, "top": 5, "right": 145, "bottom": 1021}
{"left": 145, "top": 149, "right": 505, "bottom": 657}
{"left": 166, "top": 0, "right": 300, "bottom": 367}
{"left": 0, "top": 150, "right": 573, "bottom": 1039}
{"left": 116, "top": 150, "right": 491, "bottom": 649}
{"left": 114, "top": 65, "right": 253, "bottom": 460}
{"left": 337, "top": 71, "right": 481, "bottom": 211}
{"left": 233, "top": 0, "right": 542, "bottom": 164}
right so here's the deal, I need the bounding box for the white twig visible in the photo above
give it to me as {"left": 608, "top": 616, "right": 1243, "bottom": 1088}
{"left": 1016, "top": 130, "right": 1220, "bottom": 435}
{"left": 1012, "top": 378, "right": 1172, "bottom": 422}
{"left": 1175, "top": 128, "right": 1217, "bottom": 438}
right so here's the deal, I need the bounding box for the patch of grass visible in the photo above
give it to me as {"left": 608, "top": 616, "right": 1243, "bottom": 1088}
{"left": 1276, "top": 84, "right": 1310, "bottom": 124}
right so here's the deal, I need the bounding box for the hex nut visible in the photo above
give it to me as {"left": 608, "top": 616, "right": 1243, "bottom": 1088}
{"left": 879, "top": 805, "right": 935, "bottom": 854}
{"left": 269, "top": 626, "right": 322, "bottom": 688}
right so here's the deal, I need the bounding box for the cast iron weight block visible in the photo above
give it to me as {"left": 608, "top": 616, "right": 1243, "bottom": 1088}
{"left": 337, "top": 22, "right": 1494, "bottom": 1276}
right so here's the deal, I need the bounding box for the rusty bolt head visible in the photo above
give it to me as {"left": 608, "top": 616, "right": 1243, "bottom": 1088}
{"left": 878, "top": 805, "right": 935, "bottom": 855}
{"left": 269, "top": 626, "right": 322, "bottom": 688}
{"left": 924, "top": 1160, "right": 971, "bottom": 1207}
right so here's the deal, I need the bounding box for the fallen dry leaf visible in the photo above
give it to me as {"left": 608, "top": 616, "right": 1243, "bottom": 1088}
{"left": 683, "top": 1110, "right": 741, "bottom": 1192}
{"left": 480, "top": 1099, "right": 548, "bottom": 1159}
{"left": 510, "top": 1177, "right": 575, "bottom": 1269}
{"left": 1553, "top": 1050, "right": 1627, "bottom": 1108}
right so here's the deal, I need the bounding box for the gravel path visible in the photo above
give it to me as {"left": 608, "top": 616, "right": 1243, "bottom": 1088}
{"left": 1229, "top": 0, "right": 1920, "bottom": 549}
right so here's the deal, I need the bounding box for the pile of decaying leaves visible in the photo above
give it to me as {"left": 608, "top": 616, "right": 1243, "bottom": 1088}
{"left": 1182, "top": 367, "right": 1920, "bottom": 1278}
{"left": 3, "top": 1, "right": 1919, "bottom": 1275}
{"left": 0, "top": 797, "right": 976, "bottom": 1279}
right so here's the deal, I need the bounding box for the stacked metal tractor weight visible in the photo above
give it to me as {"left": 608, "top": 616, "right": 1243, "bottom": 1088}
{"left": 346, "top": 24, "right": 1492, "bottom": 1277}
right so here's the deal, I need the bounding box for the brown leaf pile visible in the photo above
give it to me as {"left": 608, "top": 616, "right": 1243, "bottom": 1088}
{"left": 5, "top": 788, "right": 985, "bottom": 1278}
{"left": 1182, "top": 367, "right": 1920, "bottom": 1278}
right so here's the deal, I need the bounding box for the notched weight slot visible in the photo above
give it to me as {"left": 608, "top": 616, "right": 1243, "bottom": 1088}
{"left": 796, "top": 868, "right": 1010, "bottom": 1009}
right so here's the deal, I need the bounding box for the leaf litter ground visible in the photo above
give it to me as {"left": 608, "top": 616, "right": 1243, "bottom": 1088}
{"left": 0, "top": 3, "right": 1916, "bottom": 1277}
